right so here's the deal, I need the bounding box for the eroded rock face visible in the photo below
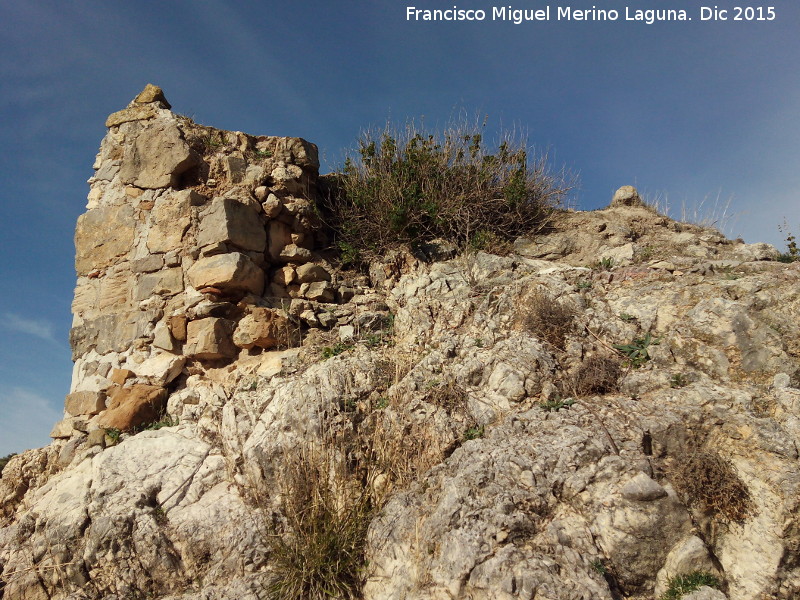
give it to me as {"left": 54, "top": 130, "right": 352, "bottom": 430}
{"left": 3, "top": 93, "right": 800, "bottom": 600}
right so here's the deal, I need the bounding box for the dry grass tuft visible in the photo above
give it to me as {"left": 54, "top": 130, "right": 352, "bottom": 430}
{"left": 267, "top": 441, "right": 377, "bottom": 600}
{"left": 670, "top": 450, "right": 754, "bottom": 523}
{"left": 521, "top": 291, "right": 577, "bottom": 350}
{"left": 566, "top": 355, "right": 623, "bottom": 397}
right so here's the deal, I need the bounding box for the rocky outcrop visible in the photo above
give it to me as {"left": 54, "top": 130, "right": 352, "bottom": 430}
{"left": 2, "top": 87, "right": 800, "bottom": 600}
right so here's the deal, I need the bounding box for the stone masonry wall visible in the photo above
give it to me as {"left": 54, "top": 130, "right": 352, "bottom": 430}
{"left": 54, "top": 85, "right": 340, "bottom": 436}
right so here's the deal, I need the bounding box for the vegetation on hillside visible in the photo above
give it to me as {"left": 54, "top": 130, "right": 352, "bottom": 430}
{"left": 322, "top": 117, "right": 573, "bottom": 264}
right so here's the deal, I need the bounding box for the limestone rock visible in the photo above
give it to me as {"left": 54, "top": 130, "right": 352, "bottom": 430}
{"left": 147, "top": 189, "right": 202, "bottom": 253}
{"left": 655, "top": 535, "right": 721, "bottom": 597}
{"left": 74, "top": 204, "right": 136, "bottom": 275}
{"left": 187, "top": 252, "right": 265, "bottom": 295}
{"left": 198, "top": 197, "right": 266, "bottom": 252}
{"left": 119, "top": 116, "right": 199, "bottom": 189}
{"left": 97, "top": 384, "right": 168, "bottom": 431}
{"left": 184, "top": 317, "right": 237, "bottom": 360}
{"left": 134, "top": 83, "right": 171, "bottom": 108}
{"left": 133, "top": 353, "right": 186, "bottom": 385}
{"left": 621, "top": 472, "right": 669, "bottom": 501}
{"left": 233, "top": 307, "right": 296, "bottom": 350}
{"left": 105, "top": 103, "right": 159, "bottom": 128}
{"left": 64, "top": 390, "right": 106, "bottom": 416}
{"left": 295, "top": 263, "right": 331, "bottom": 283}
{"left": 611, "top": 185, "right": 643, "bottom": 207}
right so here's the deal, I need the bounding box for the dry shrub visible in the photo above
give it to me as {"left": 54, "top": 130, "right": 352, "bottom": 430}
{"left": 369, "top": 415, "right": 449, "bottom": 492}
{"left": 567, "top": 355, "right": 622, "bottom": 396}
{"left": 267, "top": 440, "right": 378, "bottom": 600}
{"left": 323, "top": 116, "right": 572, "bottom": 257}
{"left": 670, "top": 450, "right": 754, "bottom": 523}
{"left": 425, "top": 378, "right": 470, "bottom": 417}
{"left": 522, "top": 291, "right": 577, "bottom": 350}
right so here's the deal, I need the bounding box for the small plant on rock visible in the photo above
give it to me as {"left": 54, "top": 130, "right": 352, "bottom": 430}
{"left": 539, "top": 397, "right": 576, "bottom": 412}
{"left": 661, "top": 571, "right": 721, "bottom": 600}
{"left": 670, "top": 373, "right": 689, "bottom": 388}
{"left": 613, "top": 332, "right": 659, "bottom": 367}
{"left": 777, "top": 219, "right": 798, "bottom": 263}
{"left": 463, "top": 425, "right": 485, "bottom": 441}
{"left": 104, "top": 428, "right": 122, "bottom": 445}
{"left": 321, "top": 341, "right": 354, "bottom": 359}
{"left": 567, "top": 356, "right": 622, "bottom": 396}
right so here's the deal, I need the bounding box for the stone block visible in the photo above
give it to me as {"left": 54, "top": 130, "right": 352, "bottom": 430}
{"left": 267, "top": 220, "right": 293, "bottom": 260}
{"left": 296, "top": 263, "right": 331, "bottom": 283}
{"left": 168, "top": 315, "right": 188, "bottom": 341}
{"left": 147, "top": 189, "right": 202, "bottom": 253}
{"left": 119, "top": 117, "right": 199, "bottom": 189}
{"left": 133, "top": 353, "right": 186, "bottom": 385}
{"left": 187, "top": 252, "right": 264, "bottom": 295}
{"left": 98, "top": 384, "right": 169, "bottom": 431}
{"left": 278, "top": 244, "right": 312, "bottom": 263}
{"left": 75, "top": 205, "right": 136, "bottom": 275}
{"left": 198, "top": 197, "right": 266, "bottom": 252}
{"left": 299, "top": 281, "right": 334, "bottom": 303}
{"left": 184, "top": 317, "right": 237, "bottom": 360}
{"left": 233, "top": 307, "right": 297, "bottom": 350}
{"left": 109, "top": 368, "right": 134, "bottom": 385}
{"left": 65, "top": 391, "right": 106, "bottom": 416}
{"left": 135, "top": 268, "right": 184, "bottom": 301}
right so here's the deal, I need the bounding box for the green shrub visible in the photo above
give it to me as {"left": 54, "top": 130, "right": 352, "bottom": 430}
{"left": 613, "top": 333, "right": 659, "bottom": 367}
{"left": 323, "top": 117, "right": 572, "bottom": 255}
{"left": 661, "top": 571, "right": 721, "bottom": 600}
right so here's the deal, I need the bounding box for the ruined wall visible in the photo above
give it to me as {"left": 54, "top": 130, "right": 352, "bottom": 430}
{"left": 55, "top": 85, "right": 338, "bottom": 435}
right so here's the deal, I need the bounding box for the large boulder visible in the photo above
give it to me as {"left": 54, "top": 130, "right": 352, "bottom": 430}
{"left": 184, "top": 317, "right": 237, "bottom": 360}
{"left": 97, "top": 384, "right": 168, "bottom": 431}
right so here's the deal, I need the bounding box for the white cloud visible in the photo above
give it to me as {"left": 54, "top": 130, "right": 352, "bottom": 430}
{"left": 0, "top": 387, "right": 62, "bottom": 456}
{"left": 2, "top": 312, "right": 58, "bottom": 343}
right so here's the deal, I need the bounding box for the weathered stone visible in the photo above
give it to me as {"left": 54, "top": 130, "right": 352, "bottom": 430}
{"left": 105, "top": 103, "right": 159, "bottom": 128}
{"left": 184, "top": 317, "right": 237, "bottom": 360}
{"left": 270, "top": 164, "right": 304, "bottom": 194}
{"left": 295, "top": 263, "right": 331, "bottom": 283}
{"left": 267, "top": 220, "right": 293, "bottom": 260}
{"left": 134, "top": 83, "right": 171, "bottom": 108}
{"left": 49, "top": 418, "right": 78, "bottom": 439}
{"left": 98, "top": 384, "right": 168, "bottom": 431}
{"left": 133, "top": 353, "right": 186, "bottom": 385}
{"left": 109, "top": 368, "right": 134, "bottom": 385}
{"left": 233, "top": 307, "right": 296, "bottom": 350}
{"left": 168, "top": 314, "right": 188, "bottom": 341}
{"left": 86, "top": 428, "right": 107, "bottom": 448}
{"left": 278, "top": 244, "right": 313, "bottom": 263}
{"left": 135, "top": 267, "right": 184, "bottom": 300}
{"left": 147, "top": 189, "right": 202, "bottom": 253}
{"left": 222, "top": 156, "right": 247, "bottom": 183}
{"left": 262, "top": 193, "right": 282, "bottom": 218}
{"left": 198, "top": 197, "right": 266, "bottom": 252}
{"left": 655, "top": 536, "right": 721, "bottom": 597}
{"left": 273, "top": 265, "right": 297, "bottom": 287}
{"left": 299, "top": 281, "right": 334, "bottom": 302}
{"left": 152, "top": 320, "right": 177, "bottom": 351}
{"left": 187, "top": 252, "right": 264, "bottom": 296}
{"left": 119, "top": 117, "right": 199, "bottom": 189}
{"left": 65, "top": 391, "right": 106, "bottom": 416}
{"left": 621, "top": 472, "right": 668, "bottom": 501}
{"left": 611, "top": 185, "right": 643, "bottom": 207}
{"left": 131, "top": 254, "right": 165, "bottom": 273}
{"left": 75, "top": 204, "right": 136, "bottom": 275}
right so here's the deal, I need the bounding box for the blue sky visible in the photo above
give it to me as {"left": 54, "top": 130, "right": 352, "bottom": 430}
{"left": 1, "top": 1, "right": 798, "bottom": 455}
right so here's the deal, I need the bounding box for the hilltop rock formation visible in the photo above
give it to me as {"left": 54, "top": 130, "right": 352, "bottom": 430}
{"left": 1, "top": 87, "right": 800, "bottom": 600}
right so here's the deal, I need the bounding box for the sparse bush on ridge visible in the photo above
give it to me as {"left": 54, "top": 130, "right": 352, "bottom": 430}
{"left": 322, "top": 117, "right": 573, "bottom": 259}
